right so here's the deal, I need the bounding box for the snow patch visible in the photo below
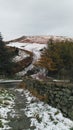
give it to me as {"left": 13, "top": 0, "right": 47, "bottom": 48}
{"left": 22, "top": 89, "right": 73, "bottom": 130}
{"left": 13, "top": 50, "right": 30, "bottom": 62}
{"left": 0, "top": 89, "right": 15, "bottom": 130}
{"left": 7, "top": 42, "right": 47, "bottom": 61}
{"left": 7, "top": 42, "right": 47, "bottom": 76}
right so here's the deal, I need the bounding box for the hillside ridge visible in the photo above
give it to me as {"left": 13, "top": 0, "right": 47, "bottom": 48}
{"left": 6, "top": 35, "right": 73, "bottom": 44}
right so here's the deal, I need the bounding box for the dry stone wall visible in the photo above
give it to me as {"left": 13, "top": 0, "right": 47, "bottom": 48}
{"left": 23, "top": 77, "right": 73, "bottom": 120}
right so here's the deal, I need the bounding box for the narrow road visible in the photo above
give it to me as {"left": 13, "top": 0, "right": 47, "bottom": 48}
{"left": 0, "top": 84, "right": 34, "bottom": 130}
{"left": 7, "top": 88, "right": 32, "bottom": 130}
{"left": 0, "top": 83, "right": 73, "bottom": 130}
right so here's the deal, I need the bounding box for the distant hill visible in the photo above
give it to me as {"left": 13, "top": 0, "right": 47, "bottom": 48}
{"left": 6, "top": 35, "right": 73, "bottom": 44}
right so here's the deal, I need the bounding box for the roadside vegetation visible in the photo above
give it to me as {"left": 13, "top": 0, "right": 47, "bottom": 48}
{"left": 0, "top": 33, "right": 33, "bottom": 78}
{"left": 0, "top": 33, "right": 16, "bottom": 77}
{"left": 35, "top": 39, "right": 73, "bottom": 81}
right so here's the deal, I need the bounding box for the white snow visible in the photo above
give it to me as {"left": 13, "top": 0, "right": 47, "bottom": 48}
{"left": 0, "top": 89, "right": 15, "bottom": 130}
{"left": 17, "top": 64, "right": 34, "bottom": 76}
{"left": 22, "top": 89, "right": 73, "bottom": 130}
{"left": 13, "top": 50, "right": 30, "bottom": 62}
{"left": 7, "top": 42, "right": 47, "bottom": 61}
{"left": 0, "top": 88, "right": 73, "bottom": 130}
{"left": 7, "top": 42, "right": 47, "bottom": 76}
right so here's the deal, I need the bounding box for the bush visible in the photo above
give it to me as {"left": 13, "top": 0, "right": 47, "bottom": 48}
{"left": 0, "top": 33, "right": 15, "bottom": 76}
{"left": 36, "top": 39, "right": 73, "bottom": 80}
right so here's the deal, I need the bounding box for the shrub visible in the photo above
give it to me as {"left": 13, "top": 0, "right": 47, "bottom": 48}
{"left": 35, "top": 40, "right": 73, "bottom": 80}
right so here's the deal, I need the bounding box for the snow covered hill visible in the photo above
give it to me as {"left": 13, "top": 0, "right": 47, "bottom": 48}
{"left": 8, "top": 35, "right": 73, "bottom": 44}
{"left": 7, "top": 42, "right": 46, "bottom": 61}
{"left": 7, "top": 35, "right": 73, "bottom": 76}
{"left": 7, "top": 42, "right": 47, "bottom": 76}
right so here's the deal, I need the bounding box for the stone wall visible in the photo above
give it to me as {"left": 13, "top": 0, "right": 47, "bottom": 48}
{"left": 22, "top": 77, "right": 73, "bottom": 120}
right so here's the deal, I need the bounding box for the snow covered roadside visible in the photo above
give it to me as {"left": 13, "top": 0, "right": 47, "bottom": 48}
{"left": 0, "top": 88, "right": 73, "bottom": 130}
{"left": 0, "top": 89, "right": 15, "bottom": 130}
{"left": 19, "top": 89, "right": 73, "bottom": 130}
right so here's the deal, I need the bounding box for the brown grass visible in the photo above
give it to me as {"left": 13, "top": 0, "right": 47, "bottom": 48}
{"left": 19, "top": 81, "right": 48, "bottom": 102}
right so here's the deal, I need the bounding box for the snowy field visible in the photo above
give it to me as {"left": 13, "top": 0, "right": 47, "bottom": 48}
{"left": 7, "top": 42, "right": 47, "bottom": 76}
{"left": 7, "top": 42, "right": 47, "bottom": 61}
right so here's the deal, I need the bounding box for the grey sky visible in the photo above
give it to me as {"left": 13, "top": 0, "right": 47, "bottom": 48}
{"left": 0, "top": 0, "right": 73, "bottom": 40}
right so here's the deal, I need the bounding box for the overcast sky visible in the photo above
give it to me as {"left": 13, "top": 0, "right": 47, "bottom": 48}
{"left": 0, "top": 0, "right": 73, "bottom": 40}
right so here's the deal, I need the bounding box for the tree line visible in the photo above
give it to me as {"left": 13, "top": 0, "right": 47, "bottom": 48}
{"left": 0, "top": 33, "right": 16, "bottom": 77}
{"left": 35, "top": 39, "right": 73, "bottom": 80}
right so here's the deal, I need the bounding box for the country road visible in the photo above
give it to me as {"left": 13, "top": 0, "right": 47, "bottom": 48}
{"left": 0, "top": 83, "right": 73, "bottom": 130}
{"left": 0, "top": 86, "right": 32, "bottom": 130}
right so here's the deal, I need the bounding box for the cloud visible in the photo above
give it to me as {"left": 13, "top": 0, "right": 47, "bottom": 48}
{"left": 0, "top": 0, "right": 73, "bottom": 40}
